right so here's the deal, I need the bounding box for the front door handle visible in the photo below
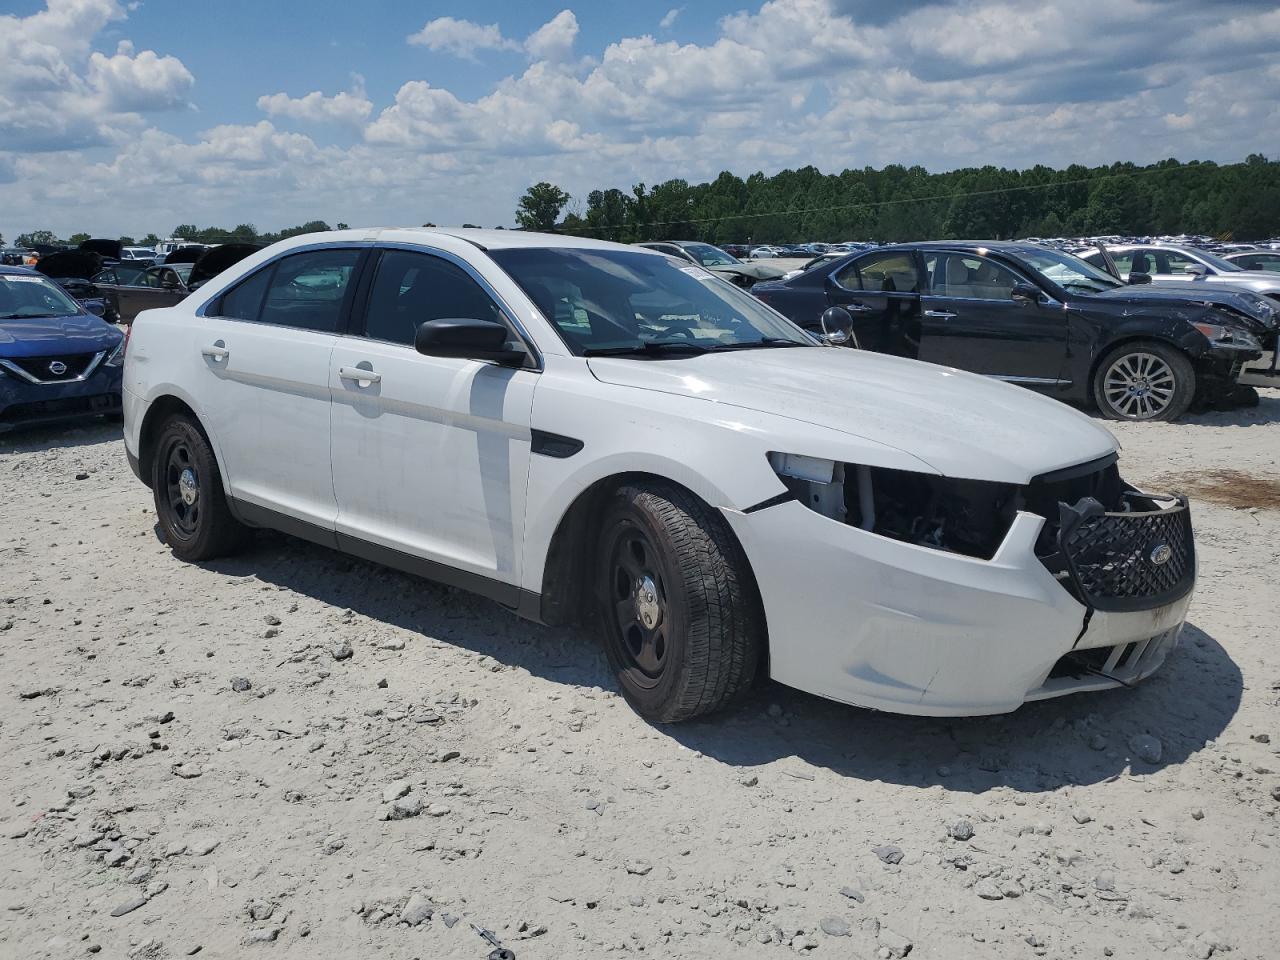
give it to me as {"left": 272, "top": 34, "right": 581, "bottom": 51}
{"left": 201, "top": 342, "right": 229, "bottom": 362}
{"left": 339, "top": 365, "right": 381, "bottom": 384}
{"left": 843, "top": 302, "right": 875, "bottom": 312}
{"left": 923, "top": 310, "right": 957, "bottom": 319}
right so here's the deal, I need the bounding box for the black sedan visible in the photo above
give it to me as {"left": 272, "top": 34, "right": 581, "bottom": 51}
{"left": 751, "top": 241, "right": 1269, "bottom": 421}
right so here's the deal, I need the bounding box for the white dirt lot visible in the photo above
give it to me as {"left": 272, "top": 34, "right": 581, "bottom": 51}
{"left": 2, "top": 394, "right": 1279, "bottom": 960}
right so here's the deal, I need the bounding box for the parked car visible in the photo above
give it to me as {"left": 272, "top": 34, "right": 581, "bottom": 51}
{"left": 1077, "top": 243, "right": 1280, "bottom": 300}
{"left": 94, "top": 244, "right": 262, "bottom": 322}
{"left": 0, "top": 266, "right": 124, "bottom": 432}
{"left": 1223, "top": 249, "right": 1280, "bottom": 273}
{"left": 751, "top": 241, "right": 1265, "bottom": 420}
{"left": 123, "top": 229, "right": 1194, "bottom": 722}
{"left": 33, "top": 250, "right": 116, "bottom": 323}
{"left": 93, "top": 264, "right": 192, "bottom": 322}
{"left": 635, "top": 241, "right": 792, "bottom": 287}
{"left": 121, "top": 246, "right": 158, "bottom": 264}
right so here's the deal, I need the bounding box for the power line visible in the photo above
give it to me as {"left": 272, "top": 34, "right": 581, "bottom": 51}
{"left": 558, "top": 160, "right": 1253, "bottom": 235}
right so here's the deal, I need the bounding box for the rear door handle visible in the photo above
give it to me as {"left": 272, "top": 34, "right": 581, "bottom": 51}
{"left": 924, "top": 310, "right": 957, "bottom": 319}
{"left": 201, "top": 343, "right": 229, "bottom": 362}
{"left": 339, "top": 366, "right": 381, "bottom": 384}
{"left": 844, "top": 303, "right": 874, "bottom": 312}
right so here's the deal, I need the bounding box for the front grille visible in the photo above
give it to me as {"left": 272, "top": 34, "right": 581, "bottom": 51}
{"left": 1045, "top": 494, "right": 1194, "bottom": 612}
{"left": 0, "top": 393, "right": 120, "bottom": 424}
{"left": 8, "top": 353, "right": 97, "bottom": 382}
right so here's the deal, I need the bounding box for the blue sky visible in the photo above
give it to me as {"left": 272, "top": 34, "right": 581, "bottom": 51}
{"left": 1, "top": 0, "right": 1278, "bottom": 242}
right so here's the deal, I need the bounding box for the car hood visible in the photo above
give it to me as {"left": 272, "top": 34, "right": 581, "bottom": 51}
{"left": 1088, "top": 284, "right": 1276, "bottom": 328}
{"left": 1149, "top": 273, "right": 1280, "bottom": 296}
{"left": 0, "top": 313, "right": 121, "bottom": 356}
{"left": 188, "top": 242, "right": 263, "bottom": 289}
{"left": 586, "top": 347, "right": 1116, "bottom": 483}
{"left": 708, "top": 261, "right": 789, "bottom": 281}
{"left": 35, "top": 251, "right": 105, "bottom": 280}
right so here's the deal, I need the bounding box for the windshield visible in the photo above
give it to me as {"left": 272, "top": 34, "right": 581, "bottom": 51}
{"left": 0, "top": 273, "right": 83, "bottom": 319}
{"left": 1185, "top": 249, "right": 1243, "bottom": 272}
{"left": 680, "top": 243, "right": 741, "bottom": 266}
{"left": 1015, "top": 248, "right": 1122, "bottom": 293}
{"left": 489, "top": 247, "right": 815, "bottom": 357}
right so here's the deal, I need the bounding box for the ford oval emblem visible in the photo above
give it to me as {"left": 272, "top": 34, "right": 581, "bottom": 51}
{"left": 1149, "top": 542, "right": 1172, "bottom": 566}
{"left": 48, "top": 360, "right": 68, "bottom": 376}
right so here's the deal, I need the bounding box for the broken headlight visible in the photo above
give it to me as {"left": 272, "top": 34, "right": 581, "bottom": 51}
{"left": 768, "top": 453, "right": 1019, "bottom": 559}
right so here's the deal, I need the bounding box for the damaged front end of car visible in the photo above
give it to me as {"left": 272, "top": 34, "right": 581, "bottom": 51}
{"left": 768, "top": 451, "right": 1195, "bottom": 692}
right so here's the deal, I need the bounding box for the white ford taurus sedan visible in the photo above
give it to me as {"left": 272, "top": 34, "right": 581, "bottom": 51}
{"left": 122, "top": 229, "right": 1196, "bottom": 722}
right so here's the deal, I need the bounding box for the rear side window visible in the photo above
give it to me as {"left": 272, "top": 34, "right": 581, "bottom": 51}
{"left": 215, "top": 249, "right": 360, "bottom": 330}
{"left": 217, "top": 267, "right": 272, "bottom": 321}
{"left": 362, "top": 250, "right": 504, "bottom": 346}
{"left": 854, "top": 253, "right": 921, "bottom": 293}
{"left": 259, "top": 249, "right": 360, "bottom": 332}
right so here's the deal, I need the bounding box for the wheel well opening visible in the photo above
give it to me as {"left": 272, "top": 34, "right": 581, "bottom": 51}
{"left": 137, "top": 396, "right": 201, "bottom": 488}
{"left": 537, "top": 473, "right": 767, "bottom": 658}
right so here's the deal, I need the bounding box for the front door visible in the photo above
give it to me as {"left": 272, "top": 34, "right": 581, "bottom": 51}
{"left": 918, "top": 251, "right": 1069, "bottom": 384}
{"left": 194, "top": 246, "right": 365, "bottom": 529}
{"left": 824, "top": 251, "right": 923, "bottom": 358}
{"left": 329, "top": 247, "right": 536, "bottom": 590}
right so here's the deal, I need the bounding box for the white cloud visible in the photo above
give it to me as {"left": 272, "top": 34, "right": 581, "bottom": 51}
{"left": 258, "top": 76, "right": 372, "bottom": 125}
{"left": 407, "top": 16, "right": 518, "bottom": 61}
{"left": 3, "top": 0, "right": 1280, "bottom": 242}
{"left": 524, "top": 10, "right": 579, "bottom": 63}
{"left": 660, "top": 8, "right": 682, "bottom": 29}
{"left": 88, "top": 40, "right": 194, "bottom": 112}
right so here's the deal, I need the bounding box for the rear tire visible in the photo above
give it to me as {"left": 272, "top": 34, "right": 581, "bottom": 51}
{"left": 1092, "top": 341, "right": 1195, "bottom": 421}
{"left": 595, "top": 481, "right": 762, "bottom": 723}
{"left": 151, "top": 415, "right": 247, "bottom": 561}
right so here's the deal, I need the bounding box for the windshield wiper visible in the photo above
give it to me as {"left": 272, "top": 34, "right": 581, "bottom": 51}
{"left": 583, "top": 338, "right": 807, "bottom": 358}
{"left": 582, "top": 341, "right": 714, "bottom": 357}
{"left": 0, "top": 312, "right": 58, "bottom": 320}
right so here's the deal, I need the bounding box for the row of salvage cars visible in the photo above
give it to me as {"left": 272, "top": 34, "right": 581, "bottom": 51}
{"left": 1, "top": 240, "right": 260, "bottom": 433}
{"left": 35, "top": 239, "right": 263, "bottom": 324}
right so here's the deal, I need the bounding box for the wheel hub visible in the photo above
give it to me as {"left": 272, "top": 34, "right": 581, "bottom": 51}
{"left": 178, "top": 468, "right": 199, "bottom": 506}
{"left": 635, "top": 574, "right": 661, "bottom": 629}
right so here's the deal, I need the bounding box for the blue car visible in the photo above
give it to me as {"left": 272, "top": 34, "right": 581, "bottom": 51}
{"left": 0, "top": 265, "right": 125, "bottom": 433}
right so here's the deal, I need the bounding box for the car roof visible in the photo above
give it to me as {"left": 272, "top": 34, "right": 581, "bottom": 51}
{"left": 313, "top": 227, "right": 650, "bottom": 254}
{"left": 0, "top": 265, "right": 40, "bottom": 277}
{"left": 870, "top": 241, "right": 1060, "bottom": 257}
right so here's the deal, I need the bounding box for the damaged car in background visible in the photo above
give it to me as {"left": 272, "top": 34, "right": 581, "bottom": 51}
{"left": 752, "top": 241, "right": 1267, "bottom": 420}
{"left": 123, "top": 229, "right": 1195, "bottom": 722}
{"left": 93, "top": 243, "right": 263, "bottom": 322}
{"left": 635, "top": 240, "right": 802, "bottom": 287}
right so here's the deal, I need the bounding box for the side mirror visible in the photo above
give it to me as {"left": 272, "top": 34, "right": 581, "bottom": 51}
{"left": 1183, "top": 264, "right": 1209, "bottom": 277}
{"left": 820, "top": 306, "right": 857, "bottom": 347}
{"left": 84, "top": 301, "right": 106, "bottom": 318}
{"left": 415, "top": 317, "right": 527, "bottom": 365}
{"left": 1127, "top": 272, "right": 1153, "bottom": 285}
{"left": 1011, "top": 282, "right": 1042, "bottom": 304}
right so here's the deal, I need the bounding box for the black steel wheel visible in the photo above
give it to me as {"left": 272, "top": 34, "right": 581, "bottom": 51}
{"left": 595, "top": 481, "right": 762, "bottom": 722}
{"left": 150, "top": 415, "right": 246, "bottom": 561}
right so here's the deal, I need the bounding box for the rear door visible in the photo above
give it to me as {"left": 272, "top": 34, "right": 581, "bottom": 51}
{"left": 329, "top": 246, "right": 536, "bottom": 589}
{"left": 823, "top": 251, "right": 923, "bottom": 358}
{"left": 193, "top": 245, "right": 366, "bottom": 530}
{"left": 918, "top": 251, "right": 1068, "bottom": 383}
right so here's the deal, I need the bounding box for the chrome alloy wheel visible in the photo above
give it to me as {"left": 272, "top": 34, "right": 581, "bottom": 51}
{"left": 1103, "top": 352, "right": 1177, "bottom": 419}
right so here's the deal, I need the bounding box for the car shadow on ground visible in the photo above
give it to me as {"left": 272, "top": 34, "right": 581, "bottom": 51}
{"left": 209, "top": 531, "right": 1241, "bottom": 795}
{"left": 0, "top": 419, "right": 122, "bottom": 453}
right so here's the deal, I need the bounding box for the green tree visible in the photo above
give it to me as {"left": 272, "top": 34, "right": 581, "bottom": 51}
{"left": 515, "top": 182, "right": 571, "bottom": 232}
{"left": 16, "top": 229, "right": 59, "bottom": 247}
{"left": 68, "top": 232, "right": 92, "bottom": 245}
{"left": 140, "top": 233, "right": 161, "bottom": 246}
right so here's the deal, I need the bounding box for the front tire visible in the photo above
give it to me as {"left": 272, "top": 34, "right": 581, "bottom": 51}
{"left": 1093, "top": 341, "right": 1195, "bottom": 421}
{"left": 151, "top": 415, "right": 247, "bottom": 561}
{"left": 595, "top": 481, "right": 762, "bottom": 723}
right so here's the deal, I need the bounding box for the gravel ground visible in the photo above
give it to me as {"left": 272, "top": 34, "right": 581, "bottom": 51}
{"left": 2, "top": 394, "right": 1279, "bottom": 960}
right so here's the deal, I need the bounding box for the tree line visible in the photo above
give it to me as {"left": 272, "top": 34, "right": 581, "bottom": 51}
{"left": 516, "top": 154, "right": 1280, "bottom": 244}
{"left": 6, "top": 220, "right": 356, "bottom": 251}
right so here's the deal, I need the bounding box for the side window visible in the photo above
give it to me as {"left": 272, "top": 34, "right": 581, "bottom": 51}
{"left": 834, "top": 260, "right": 862, "bottom": 289}
{"left": 931, "top": 254, "right": 1021, "bottom": 299}
{"left": 257, "top": 249, "right": 361, "bottom": 332}
{"left": 363, "top": 250, "right": 504, "bottom": 347}
{"left": 1160, "top": 251, "right": 1202, "bottom": 275}
{"left": 1109, "top": 251, "right": 1135, "bottom": 274}
{"left": 217, "top": 266, "right": 273, "bottom": 322}
{"left": 850, "top": 253, "right": 920, "bottom": 293}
